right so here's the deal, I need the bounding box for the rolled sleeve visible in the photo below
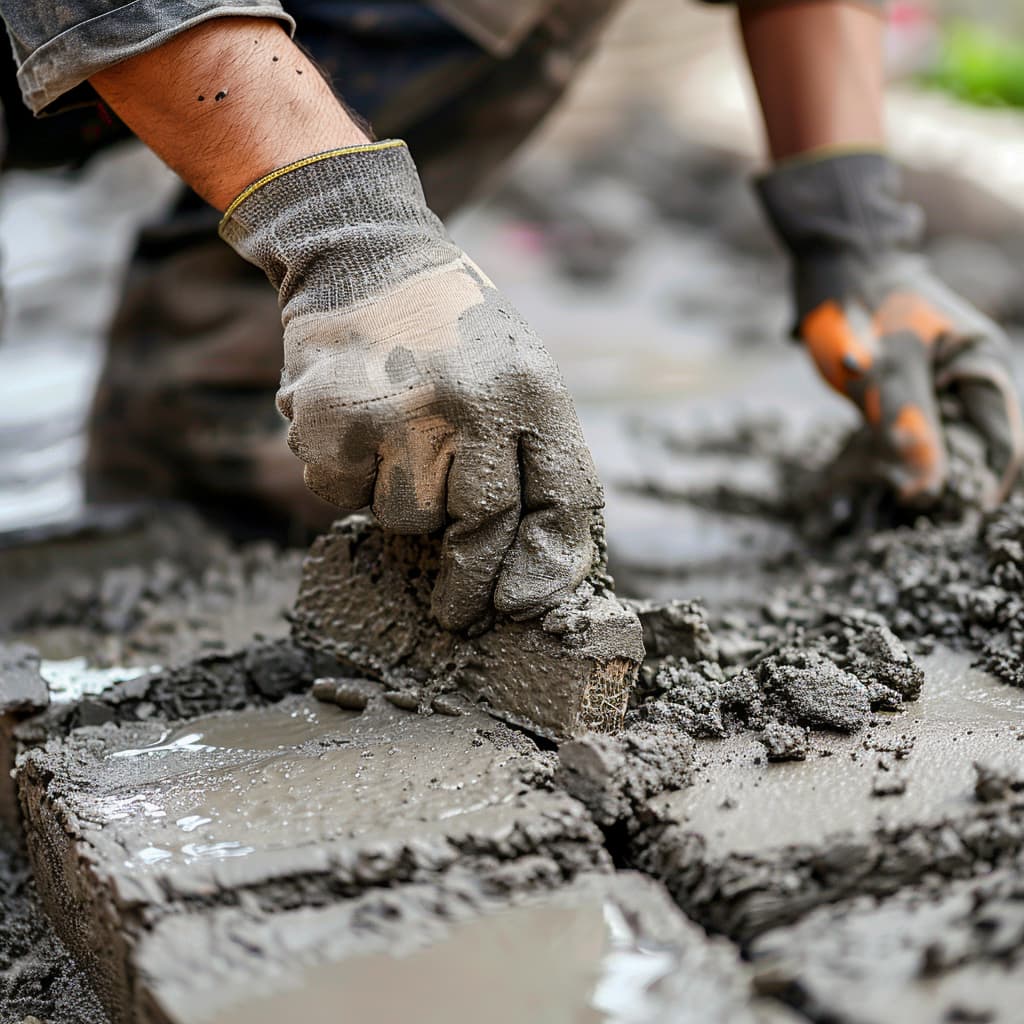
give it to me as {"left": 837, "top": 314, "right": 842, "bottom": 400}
{"left": 2, "top": 0, "right": 296, "bottom": 115}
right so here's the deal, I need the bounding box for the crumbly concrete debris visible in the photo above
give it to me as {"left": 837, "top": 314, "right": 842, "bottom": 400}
{"left": 749, "top": 860, "right": 1024, "bottom": 1024}
{"left": 556, "top": 720, "right": 695, "bottom": 831}
{"left": 630, "top": 649, "right": 1024, "bottom": 941}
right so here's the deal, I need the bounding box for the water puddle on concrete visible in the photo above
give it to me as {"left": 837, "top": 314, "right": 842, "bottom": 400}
{"left": 209, "top": 898, "right": 682, "bottom": 1024}
{"left": 113, "top": 732, "right": 214, "bottom": 758}
{"left": 90, "top": 700, "right": 539, "bottom": 873}
{"left": 39, "top": 656, "right": 159, "bottom": 703}
{"left": 112, "top": 700, "right": 334, "bottom": 758}
{"left": 591, "top": 902, "right": 681, "bottom": 1022}
{"left": 96, "top": 701, "right": 359, "bottom": 867}
{"left": 133, "top": 841, "right": 256, "bottom": 866}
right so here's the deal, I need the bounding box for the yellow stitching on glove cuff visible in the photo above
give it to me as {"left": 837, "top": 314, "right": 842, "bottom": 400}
{"left": 767, "top": 143, "right": 887, "bottom": 177}
{"left": 221, "top": 140, "right": 407, "bottom": 224}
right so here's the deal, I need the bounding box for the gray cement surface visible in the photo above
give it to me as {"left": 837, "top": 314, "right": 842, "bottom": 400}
{"left": 0, "top": 646, "right": 49, "bottom": 715}
{"left": 749, "top": 859, "right": 1024, "bottom": 1024}
{"left": 632, "top": 648, "right": 1024, "bottom": 941}
{"left": 17, "top": 695, "right": 606, "bottom": 1023}
{"left": 6, "top": 498, "right": 1024, "bottom": 1023}
{"left": 2, "top": 78, "right": 1024, "bottom": 1024}
{"left": 0, "top": 508, "right": 303, "bottom": 670}
{"left": 5, "top": 451, "right": 1024, "bottom": 1022}
{"left": 135, "top": 872, "right": 767, "bottom": 1024}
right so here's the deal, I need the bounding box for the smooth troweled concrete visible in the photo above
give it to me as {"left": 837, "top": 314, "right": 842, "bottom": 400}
{"left": 135, "top": 873, "right": 770, "bottom": 1024}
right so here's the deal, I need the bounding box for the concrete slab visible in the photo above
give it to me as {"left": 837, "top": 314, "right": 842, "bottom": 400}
{"left": 292, "top": 515, "right": 645, "bottom": 740}
{"left": 17, "top": 696, "right": 607, "bottom": 1023}
{"left": 0, "top": 644, "right": 50, "bottom": 715}
{"left": 0, "top": 508, "right": 302, "bottom": 670}
{"left": 633, "top": 648, "right": 1024, "bottom": 940}
{"left": 1, "top": 643, "right": 49, "bottom": 830}
{"left": 749, "top": 861, "right": 1024, "bottom": 1024}
{"left": 134, "top": 872, "right": 769, "bottom": 1024}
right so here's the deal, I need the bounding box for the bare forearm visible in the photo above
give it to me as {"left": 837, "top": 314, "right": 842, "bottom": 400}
{"left": 90, "top": 18, "right": 369, "bottom": 210}
{"left": 740, "top": 1, "right": 886, "bottom": 163}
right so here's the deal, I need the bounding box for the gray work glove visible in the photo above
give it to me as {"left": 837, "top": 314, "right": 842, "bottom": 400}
{"left": 220, "top": 141, "right": 603, "bottom": 630}
{"left": 757, "top": 152, "right": 1024, "bottom": 508}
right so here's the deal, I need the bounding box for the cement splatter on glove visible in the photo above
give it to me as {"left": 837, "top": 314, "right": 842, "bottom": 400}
{"left": 757, "top": 151, "right": 1024, "bottom": 508}
{"left": 220, "top": 140, "right": 603, "bottom": 630}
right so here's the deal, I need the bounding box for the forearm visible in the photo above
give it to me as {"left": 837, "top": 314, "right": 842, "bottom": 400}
{"left": 739, "top": 1, "right": 886, "bottom": 163}
{"left": 90, "top": 17, "right": 369, "bottom": 210}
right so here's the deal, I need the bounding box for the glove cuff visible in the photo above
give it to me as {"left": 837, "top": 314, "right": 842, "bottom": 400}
{"left": 755, "top": 151, "right": 925, "bottom": 323}
{"left": 218, "top": 140, "right": 459, "bottom": 325}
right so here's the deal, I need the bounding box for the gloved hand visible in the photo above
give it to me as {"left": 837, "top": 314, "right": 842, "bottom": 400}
{"left": 757, "top": 151, "right": 1024, "bottom": 508}
{"left": 220, "top": 140, "right": 603, "bottom": 630}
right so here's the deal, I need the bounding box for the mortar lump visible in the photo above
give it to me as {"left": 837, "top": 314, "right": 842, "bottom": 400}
{"left": 633, "top": 607, "right": 923, "bottom": 743}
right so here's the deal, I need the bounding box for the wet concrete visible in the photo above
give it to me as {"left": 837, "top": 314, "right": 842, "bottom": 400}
{"left": 294, "top": 515, "right": 645, "bottom": 739}
{"left": 632, "top": 648, "right": 1024, "bottom": 941}
{"left": 750, "top": 858, "right": 1024, "bottom": 1024}
{"left": 0, "top": 507, "right": 303, "bottom": 670}
{"left": 766, "top": 496, "right": 1024, "bottom": 692}
{"left": 17, "top": 696, "right": 606, "bottom": 1023}
{"left": 634, "top": 605, "right": 925, "bottom": 745}
{"left": 557, "top": 722, "right": 695, "bottom": 835}
{"left": 2, "top": 113, "right": 1024, "bottom": 1024}
{"left": 8, "top": 508, "right": 1024, "bottom": 1022}
{"left": 0, "top": 644, "right": 50, "bottom": 715}
{"left": 7, "top": 490, "right": 1024, "bottom": 1022}
{"left": 24, "top": 637, "right": 326, "bottom": 739}
{"left": 1, "top": 644, "right": 49, "bottom": 830}
{"left": 0, "top": 834, "right": 108, "bottom": 1024}
{"left": 134, "top": 872, "right": 776, "bottom": 1024}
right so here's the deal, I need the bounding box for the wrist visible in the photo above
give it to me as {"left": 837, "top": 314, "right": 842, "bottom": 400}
{"left": 221, "top": 141, "right": 404, "bottom": 222}
{"left": 219, "top": 141, "right": 459, "bottom": 324}
{"left": 755, "top": 151, "right": 925, "bottom": 324}
{"left": 91, "top": 18, "right": 370, "bottom": 211}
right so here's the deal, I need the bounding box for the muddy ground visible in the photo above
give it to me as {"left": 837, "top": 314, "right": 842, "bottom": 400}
{"left": 2, "top": 127, "right": 1024, "bottom": 1023}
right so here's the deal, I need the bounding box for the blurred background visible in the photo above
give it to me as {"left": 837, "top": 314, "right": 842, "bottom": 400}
{"left": 2, "top": 0, "right": 1023, "bottom": 603}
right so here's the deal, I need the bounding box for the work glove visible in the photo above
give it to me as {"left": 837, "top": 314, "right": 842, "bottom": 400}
{"left": 757, "top": 151, "right": 1024, "bottom": 508}
{"left": 219, "top": 140, "right": 603, "bottom": 631}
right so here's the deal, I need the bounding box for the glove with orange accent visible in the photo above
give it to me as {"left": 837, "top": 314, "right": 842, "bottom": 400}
{"left": 757, "top": 151, "right": 1023, "bottom": 508}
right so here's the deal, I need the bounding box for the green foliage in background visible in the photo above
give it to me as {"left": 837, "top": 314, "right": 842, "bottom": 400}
{"left": 925, "top": 22, "right": 1024, "bottom": 108}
